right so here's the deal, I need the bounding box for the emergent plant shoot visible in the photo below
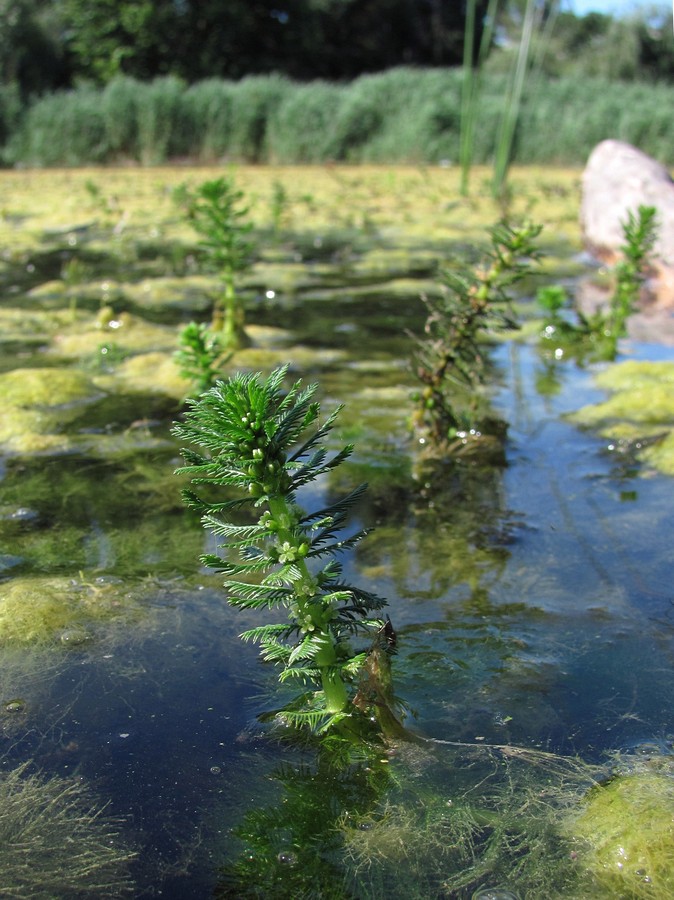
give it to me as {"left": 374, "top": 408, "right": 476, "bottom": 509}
{"left": 414, "top": 220, "right": 542, "bottom": 445}
{"left": 172, "top": 365, "right": 389, "bottom": 733}
{"left": 539, "top": 205, "right": 657, "bottom": 362}
{"left": 609, "top": 204, "right": 657, "bottom": 338}
{"left": 176, "top": 176, "right": 255, "bottom": 348}
{"left": 174, "top": 321, "right": 230, "bottom": 396}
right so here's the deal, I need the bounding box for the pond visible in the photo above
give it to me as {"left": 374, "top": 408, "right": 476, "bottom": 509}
{"left": 1, "top": 166, "right": 673, "bottom": 899}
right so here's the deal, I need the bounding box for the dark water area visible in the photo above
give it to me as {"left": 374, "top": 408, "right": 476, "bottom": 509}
{"left": 1, "top": 229, "right": 673, "bottom": 898}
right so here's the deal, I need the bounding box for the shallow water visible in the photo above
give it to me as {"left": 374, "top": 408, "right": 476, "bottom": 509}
{"left": 1, "top": 172, "right": 673, "bottom": 898}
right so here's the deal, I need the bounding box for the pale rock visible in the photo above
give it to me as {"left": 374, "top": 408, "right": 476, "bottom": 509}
{"left": 581, "top": 139, "right": 674, "bottom": 312}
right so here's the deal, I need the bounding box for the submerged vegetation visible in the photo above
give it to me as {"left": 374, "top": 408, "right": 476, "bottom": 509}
{"left": 0, "top": 762, "right": 135, "bottom": 898}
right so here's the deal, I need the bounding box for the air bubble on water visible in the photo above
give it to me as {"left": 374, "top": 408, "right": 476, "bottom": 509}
{"left": 60, "top": 627, "right": 92, "bottom": 646}
{"left": 472, "top": 888, "right": 521, "bottom": 900}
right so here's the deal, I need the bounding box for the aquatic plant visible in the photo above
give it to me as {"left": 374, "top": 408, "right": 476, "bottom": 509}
{"left": 175, "top": 176, "right": 255, "bottom": 348}
{"left": 609, "top": 204, "right": 658, "bottom": 338}
{"left": 172, "top": 365, "right": 392, "bottom": 733}
{"left": 413, "top": 220, "right": 542, "bottom": 446}
{"left": 215, "top": 743, "right": 390, "bottom": 899}
{"left": 0, "top": 761, "right": 135, "bottom": 897}
{"left": 539, "top": 205, "right": 657, "bottom": 362}
{"left": 174, "top": 321, "right": 230, "bottom": 395}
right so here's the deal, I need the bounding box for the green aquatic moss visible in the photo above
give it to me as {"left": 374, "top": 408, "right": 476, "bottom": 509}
{"left": 0, "top": 575, "right": 146, "bottom": 646}
{"left": 0, "top": 407, "right": 76, "bottom": 454}
{"left": 571, "top": 384, "right": 674, "bottom": 429}
{"left": 569, "top": 361, "right": 674, "bottom": 476}
{"left": 0, "top": 368, "right": 105, "bottom": 454}
{"left": 570, "top": 764, "right": 674, "bottom": 899}
{"left": 594, "top": 360, "right": 674, "bottom": 392}
{"left": 50, "top": 311, "right": 178, "bottom": 358}
{"left": 0, "top": 307, "right": 89, "bottom": 344}
{"left": 641, "top": 431, "right": 674, "bottom": 476}
{"left": 125, "top": 275, "right": 215, "bottom": 315}
{"left": 0, "top": 367, "right": 101, "bottom": 408}
{"left": 111, "top": 350, "right": 188, "bottom": 400}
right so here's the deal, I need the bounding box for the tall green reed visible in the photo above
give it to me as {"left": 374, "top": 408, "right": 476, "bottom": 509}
{"left": 135, "top": 76, "right": 188, "bottom": 165}
{"left": 460, "top": 0, "right": 500, "bottom": 194}
{"left": 492, "top": 0, "right": 538, "bottom": 198}
{"left": 7, "top": 70, "right": 674, "bottom": 167}
{"left": 182, "top": 79, "right": 236, "bottom": 162}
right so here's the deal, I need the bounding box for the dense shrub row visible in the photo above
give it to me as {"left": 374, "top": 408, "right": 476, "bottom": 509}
{"left": 4, "top": 68, "right": 674, "bottom": 168}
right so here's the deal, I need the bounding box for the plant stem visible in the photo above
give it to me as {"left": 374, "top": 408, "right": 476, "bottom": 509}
{"left": 266, "top": 494, "right": 348, "bottom": 714}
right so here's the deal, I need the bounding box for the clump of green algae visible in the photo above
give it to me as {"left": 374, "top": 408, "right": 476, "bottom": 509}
{"left": 0, "top": 576, "right": 148, "bottom": 647}
{"left": 569, "top": 360, "right": 674, "bottom": 475}
{"left": 0, "top": 762, "right": 136, "bottom": 898}
{"left": 567, "top": 756, "right": 674, "bottom": 898}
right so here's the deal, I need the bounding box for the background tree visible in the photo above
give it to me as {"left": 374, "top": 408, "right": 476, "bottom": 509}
{"left": 0, "top": 0, "right": 68, "bottom": 95}
{"left": 56, "top": 0, "right": 490, "bottom": 84}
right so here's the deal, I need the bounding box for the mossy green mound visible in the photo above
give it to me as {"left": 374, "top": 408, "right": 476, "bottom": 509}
{"left": 569, "top": 361, "right": 674, "bottom": 475}
{"left": 0, "top": 406, "right": 78, "bottom": 454}
{"left": 110, "top": 350, "right": 188, "bottom": 400}
{"left": 50, "top": 311, "right": 178, "bottom": 358}
{"left": 0, "top": 575, "right": 147, "bottom": 646}
{"left": 0, "top": 368, "right": 105, "bottom": 454}
{"left": 570, "top": 763, "right": 674, "bottom": 898}
{"left": 0, "top": 367, "right": 101, "bottom": 408}
{"left": 125, "top": 275, "right": 215, "bottom": 314}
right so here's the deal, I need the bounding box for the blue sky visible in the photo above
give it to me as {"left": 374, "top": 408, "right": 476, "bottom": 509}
{"left": 568, "top": 0, "right": 664, "bottom": 14}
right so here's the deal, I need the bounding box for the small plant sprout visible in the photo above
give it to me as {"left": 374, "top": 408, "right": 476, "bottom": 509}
{"left": 174, "top": 321, "right": 230, "bottom": 395}
{"left": 609, "top": 204, "right": 658, "bottom": 338}
{"left": 539, "top": 205, "right": 658, "bottom": 362}
{"left": 414, "top": 220, "right": 542, "bottom": 445}
{"left": 175, "top": 176, "right": 255, "bottom": 348}
{"left": 172, "top": 365, "right": 390, "bottom": 733}
{"left": 270, "top": 179, "right": 290, "bottom": 238}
